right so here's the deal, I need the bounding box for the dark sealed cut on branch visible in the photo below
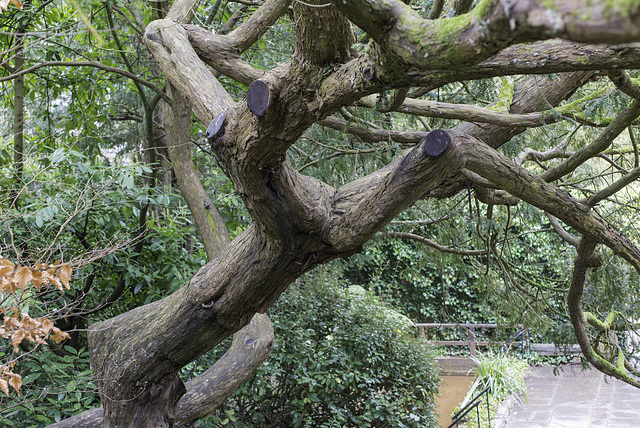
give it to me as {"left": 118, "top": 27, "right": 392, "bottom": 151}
{"left": 247, "top": 80, "right": 271, "bottom": 117}
{"left": 422, "top": 129, "right": 451, "bottom": 158}
{"left": 207, "top": 112, "right": 226, "bottom": 139}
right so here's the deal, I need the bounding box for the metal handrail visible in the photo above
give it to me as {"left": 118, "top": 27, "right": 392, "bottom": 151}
{"left": 447, "top": 385, "right": 491, "bottom": 428}
{"left": 500, "top": 327, "right": 531, "bottom": 356}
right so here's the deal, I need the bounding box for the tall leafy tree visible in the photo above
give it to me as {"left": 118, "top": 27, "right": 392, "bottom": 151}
{"left": 3, "top": 0, "right": 640, "bottom": 426}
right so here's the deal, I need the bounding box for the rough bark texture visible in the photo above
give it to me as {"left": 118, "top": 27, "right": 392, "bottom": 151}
{"left": 48, "top": 314, "right": 273, "bottom": 428}
{"left": 48, "top": 0, "right": 640, "bottom": 425}
{"left": 164, "top": 85, "right": 230, "bottom": 259}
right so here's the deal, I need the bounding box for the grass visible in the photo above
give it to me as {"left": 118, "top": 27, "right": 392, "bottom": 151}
{"left": 454, "top": 352, "right": 529, "bottom": 428}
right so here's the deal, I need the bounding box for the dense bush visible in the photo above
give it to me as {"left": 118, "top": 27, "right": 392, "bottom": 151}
{"left": 198, "top": 266, "right": 440, "bottom": 427}
{"left": 0, "top": 346, "right": 99, "bottom": 426}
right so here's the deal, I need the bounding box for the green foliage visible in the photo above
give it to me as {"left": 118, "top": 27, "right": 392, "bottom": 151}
{"left": 0, "top": 346, "right": 99, "bottom": 427}
{"left": 194, "top": 266, "right": 440, "bottom": 428}
{"left": 457, "top": 352, "right": 528, "bottom": 428}
{"left": 470, "top": 352, "right": 528, "bottom": 403}
{"left": 343, "top": 237, "right": 491, "bottom": 324}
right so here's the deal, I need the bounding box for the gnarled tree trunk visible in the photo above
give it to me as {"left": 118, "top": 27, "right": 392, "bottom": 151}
{"left": 50, "top": 0, "right": 640, "bottom": 426}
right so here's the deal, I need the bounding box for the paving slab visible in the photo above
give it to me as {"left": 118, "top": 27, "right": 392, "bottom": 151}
{"left": 504, "top": 364, "right": 640, "bottom": 427}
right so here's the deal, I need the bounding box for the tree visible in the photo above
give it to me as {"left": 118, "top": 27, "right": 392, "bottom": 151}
{"left": 2, "top": 0, "right": 640, "bottom": 426}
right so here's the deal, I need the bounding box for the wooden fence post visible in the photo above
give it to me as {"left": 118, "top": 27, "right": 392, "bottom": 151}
{"left": 468, "top": 327, "right": 476, "bottom": 356}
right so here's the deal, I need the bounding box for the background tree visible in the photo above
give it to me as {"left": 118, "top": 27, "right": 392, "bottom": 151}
{"left": 2, "top": 0, "right": 640, "bottom": 427}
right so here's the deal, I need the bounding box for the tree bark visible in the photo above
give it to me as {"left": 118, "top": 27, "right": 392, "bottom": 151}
{"left": 164, "top": 85, "right": 230, "bottom": 259}
{"left": 47, "top": 313, "right": 273, "bottom": 428}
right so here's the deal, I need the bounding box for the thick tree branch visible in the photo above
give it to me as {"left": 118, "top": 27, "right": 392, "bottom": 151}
{"left": 175, "top": 313, "right": 273, "bottom": 426}
{"left": 457, "top": 132, "right": 640, "bottom": 271}
{"left": 402, "top": 41, "right": 640, "bottom": 90}
{"left": 144, "top": 20, "right": 233, "bottom": 121}
{"left": 225, "top": 0, "right": 289, "bottom": 51}
{"left": 329, "top": 131, "right": 463, "bottom": 251}
{"left": 360, "top": 95, "right": 557, "bottom": 127}
{"left": 47, "top": 314, "right": 274, "bottom": 428}
{"left": 608, "top": 70, "right": 640, "bottom": 101}
{"left": 164, "top": 85, "right": 230, "bottom": 259}
{"left": 331, "top": 0, "right": 640, "bottom": 71}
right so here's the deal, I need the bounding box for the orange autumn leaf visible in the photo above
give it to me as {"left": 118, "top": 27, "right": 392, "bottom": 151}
{"left": 0, "top": 258, "right": 14, "bottom": 276}
{"left": 10, "top": 329, "right": 25, "bottom": 351}
{"left": 50, "top": 328, "right": 70, "bottom": 343}
{"left": 58, "top": 264, "right": 72, "bottom": 289}
{"left": 7, "top": 372, "right": 21, "bottom": 394}
{"left": 50, "top": 275, "right": 63, "bottom": 292}
{"left": 13, "top": 266, "right": 32, "bottom": 289}
{"left": 30, "top": 269, "right": 43, "bottom": 291}
{"left": 0, "top": 276, "right": 15, "bottom": 294}
{"left": 0, "top": 0, "right": 23, "bottom": 12}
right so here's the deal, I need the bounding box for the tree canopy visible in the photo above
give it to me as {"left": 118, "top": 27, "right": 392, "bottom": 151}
{"left": 2, "top": 0, "right": 640, "bottom": 426}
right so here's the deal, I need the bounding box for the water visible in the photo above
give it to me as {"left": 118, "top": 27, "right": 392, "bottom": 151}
{"left": 435, "top": 375, "right": 475, "bottom": 428}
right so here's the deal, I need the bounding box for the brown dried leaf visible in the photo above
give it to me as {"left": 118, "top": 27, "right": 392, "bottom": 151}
{"left": 0, "top": 377, "right": 8, "bottom": 396}
{"left": 50, "top": 327, "right": 70, "bottom": 343}
{"left": 0, "top": 276, "right": 15, "bottom": 294}
{"left": 10, "top": 329, "right": 25, "bottom": 351}
{"left": 13, "top": 266, "right": 32, "bottom": 290}
{"left": 8, "top": 372, "right": 21, "bottom": 394}
{"left": 10, "top": 0, "right": 23, "bottom": 9}
{"left": 50, "top": 276, "right": 63, "bottom": 292}
{"left": 0, "top": 258, "right": 14, "bottom": 277}
{"left": 58, "top": 264, "right": 71, "bottom": 289}
{"left": 39, "top": 317, "right": 53, "bottom": 335}
{"left": 30, "top": 269, "right": 43, "bottom": 291}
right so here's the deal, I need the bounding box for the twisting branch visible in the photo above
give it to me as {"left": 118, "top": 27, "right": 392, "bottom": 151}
{"left": 331, "top": 0, "right": 640, "bottom": 71}
{"left": 386, "top": 231, "right": 488, "bottom": 256}
{"left": 567, "top": 239, "right": 640, "bottom": 388}
{"left": 541, "top": 101, "right": 640, "bottom": 182}
{"left": 546, "top": 214, "right": 579, "bottom": 247}
{"left": 456, "top": 131, "right": 640, "bottom": 271}
{"left": 608, "top": 70, "right": 640, "bottom": 101}
{"left": 319, "top": 115, "right": 425, "bottom": 145}
{"left": 584, "top": 166, "right": 640, "bottom": 207}
{"left": 0, "top": 60, "right": 170, "bottom": 103}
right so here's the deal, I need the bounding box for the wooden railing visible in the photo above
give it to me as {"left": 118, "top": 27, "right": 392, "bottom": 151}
{"left": 415, "top": 323, "right": 527, "bottom": 356}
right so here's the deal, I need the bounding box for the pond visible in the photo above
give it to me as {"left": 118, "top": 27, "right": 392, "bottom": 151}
{"left": 435, "top": 375, "right": 475, "bottom": 428}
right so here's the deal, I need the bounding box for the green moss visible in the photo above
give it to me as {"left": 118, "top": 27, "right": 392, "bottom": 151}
{"left": 557, "top": 87, "right": 608, "bottom": 115}
{"left": 435, "top": 0, "right": 493, "bottom": 37}
{"left": 604, "top": 0, "right": 640, "bottom": 19}
{"left": 488, "top": 77, "right": 515, "bottom": 112}
{"left": 396, "top": 0, "right": 502, "bottom": 66}
{"left": 206, "top": 209, "right": 218, "bottom": 234}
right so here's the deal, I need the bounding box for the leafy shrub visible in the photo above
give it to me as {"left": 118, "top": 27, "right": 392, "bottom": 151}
{"left": 200, "top": 266, "right": 440, "bottom": 427}
{"left": 0, "top": 346, "right": 99, "bottom": 427}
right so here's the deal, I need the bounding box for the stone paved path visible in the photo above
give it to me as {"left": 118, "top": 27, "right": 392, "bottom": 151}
{"left": 504, "top": 364, "right": 640, "bottom": 427}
